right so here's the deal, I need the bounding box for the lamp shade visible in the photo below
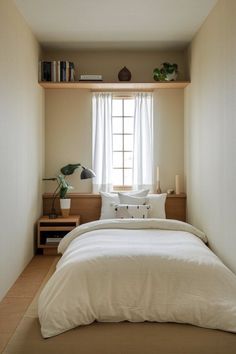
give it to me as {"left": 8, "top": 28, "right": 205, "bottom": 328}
{"left": 80, "top": 167, "right": 96, "bottom": 180}
{"left": 60, "top": 164, "right": 81, "bottom": 176}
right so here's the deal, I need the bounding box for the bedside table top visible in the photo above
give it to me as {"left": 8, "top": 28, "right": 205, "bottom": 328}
{"left": 39, "top": 215, "right": 80, "bottom": 223}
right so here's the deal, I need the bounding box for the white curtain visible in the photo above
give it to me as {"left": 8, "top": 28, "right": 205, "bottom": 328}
{"left": 133, "top": 92, "right": 154, "bottom": 191}
{"left": 92, "top": 93, "right": 113, "bottom": 192}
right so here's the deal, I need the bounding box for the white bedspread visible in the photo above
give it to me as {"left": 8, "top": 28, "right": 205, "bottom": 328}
{"left": 38, "top": 219, "right": 236, "bottom": 338}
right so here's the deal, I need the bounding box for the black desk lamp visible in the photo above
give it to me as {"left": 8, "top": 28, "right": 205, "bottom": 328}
{"left": 43, "top": 164, "right": 95, "bottom": 219}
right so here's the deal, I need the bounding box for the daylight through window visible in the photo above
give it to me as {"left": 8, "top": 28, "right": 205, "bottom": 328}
{"left": 112, "top": 96, "right": 135, "bottom": 188}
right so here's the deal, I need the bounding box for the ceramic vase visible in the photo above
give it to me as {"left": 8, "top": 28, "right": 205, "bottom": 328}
{"left": 60, "top": 198, "right": 71, "bottom": 217}
{"left": 118, "top": 66, "right": 132, "bottom": 81}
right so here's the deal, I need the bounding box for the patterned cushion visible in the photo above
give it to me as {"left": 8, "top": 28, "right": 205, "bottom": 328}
{"left": 100, "top": 189, "right": 149, "bottom": 219}
{"left": 114, "top": 204, "right": 151, "bottom": 219}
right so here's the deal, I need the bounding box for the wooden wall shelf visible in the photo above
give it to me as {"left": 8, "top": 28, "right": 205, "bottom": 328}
{"left": 39, "top": 81, "right": 190, "bottom": 90}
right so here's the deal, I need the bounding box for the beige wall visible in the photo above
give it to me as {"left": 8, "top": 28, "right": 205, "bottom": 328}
{"left": 44, "top": 49, "right": 186, "bottom": 193}
{"left": 45, "top": 88, "right": 184, "bottom": 194}
{"left": 0, "top": 0, "right": 44, "bottom": 300}
{"left": 185, "top": 0, "right": 236, "bottom": 272}
{"left": 154, "top": 89, "right": 184, "bottom": 192}
{"left": 45, "top": 89, "right": 93, "bottom": 192}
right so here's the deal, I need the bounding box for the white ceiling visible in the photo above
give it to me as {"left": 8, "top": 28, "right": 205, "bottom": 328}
{"left": 14, "top": 0, "right": 217, "bottom": 50}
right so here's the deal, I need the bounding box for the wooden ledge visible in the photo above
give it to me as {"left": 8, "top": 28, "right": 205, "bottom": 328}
{"left": 39, "top": 81, "right": 190, "bottom": 90}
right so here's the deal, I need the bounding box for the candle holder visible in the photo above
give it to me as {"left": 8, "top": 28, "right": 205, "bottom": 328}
{"left": 156, "top": 181, "right": 162, "bottom": 194}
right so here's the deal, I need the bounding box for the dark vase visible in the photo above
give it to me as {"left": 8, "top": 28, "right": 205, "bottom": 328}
{"left": 118, "top": 66, "right": 132, "bottom": 81}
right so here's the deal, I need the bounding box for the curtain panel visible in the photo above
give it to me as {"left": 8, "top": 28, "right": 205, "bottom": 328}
{"left": 92, "top": 93, "right": 113, "bottom": 192}
{"left": 133, "top": 92, "right": 154, "bottom": 191}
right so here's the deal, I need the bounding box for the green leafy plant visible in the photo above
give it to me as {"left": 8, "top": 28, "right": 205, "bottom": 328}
{"left": 57, "top": 164, "right": 81, "bottom": 199}
{"left": 43, "top": 164, "right": 81, "bottom": 199}
{"left": 153, "top": 62, "right": 178, "bottom": 81}
{"left": 43, "top": 164, "right": 95, "bottom": 218}
{"left": 57, "top": 174, "right": 73, "bottom": 199}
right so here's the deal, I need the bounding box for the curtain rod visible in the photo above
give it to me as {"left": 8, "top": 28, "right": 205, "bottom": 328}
{"left": 91, "top": 89, "right": 154, "bottom": 94}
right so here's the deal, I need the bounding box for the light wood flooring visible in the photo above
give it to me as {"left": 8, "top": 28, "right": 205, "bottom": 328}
{"left": 0, "top": 256, "right": 57, "bottom": 353}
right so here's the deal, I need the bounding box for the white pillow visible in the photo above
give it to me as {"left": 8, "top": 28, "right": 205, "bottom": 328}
{"left": 118, "top": 194, "right": 147, "bottom": 205}
{"left": 100, "top": 189, "right": 149, "bottom": 219}
{"left": 100, "top": 192, "right": 119, "bottom": 219}
{"left": 122, "top": 189, "right": 149, "bottom": 197}
{"left": 114, "top": 204, "right": 151, "bottom": 219}
{"left": 146, "top": 193, "right": 167, "bottom": 219}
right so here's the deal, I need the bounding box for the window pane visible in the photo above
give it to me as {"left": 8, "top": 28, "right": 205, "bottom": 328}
{"left": 113, "top": 152, "right": 123, "bottom": 168}
{"left": 113, "top": 135, "right": 123, "bottom": 151}
{"left": 124, "top": 169, "right": 132, "bottom": 185}
{"left": 112, "top": 118, "right": 123, "bottom": 134}
{"left": 124, "top": 135, "right": 133, "bottom": 150}
{"left": 112, "top": 99, "right": 122, "bottom": 116}
{"left": 112, "top": 97, "right": 134, "bottom": 187}
{"left": 124, "top": 152, "right": 133, "bottom": 168}
{"left": 124, "top": 99, "right": 134, "bottom": 116}
{"left": 124, "top": 118, "right": 134, "bottom": 134}
{"left": 112, "top": 169, "right": 123, "bottom": 185}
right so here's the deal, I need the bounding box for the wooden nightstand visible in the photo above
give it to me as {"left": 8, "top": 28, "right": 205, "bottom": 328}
{"left": 37, "top": 216, "right": 80, "bottom": 255}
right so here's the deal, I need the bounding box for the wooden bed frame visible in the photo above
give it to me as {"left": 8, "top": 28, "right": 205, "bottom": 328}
{"left": 43, "top": 193, "right": 186, "bottom": 223}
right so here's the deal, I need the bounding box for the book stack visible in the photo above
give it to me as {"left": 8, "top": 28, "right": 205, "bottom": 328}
{"left": 79, "top": 74, "right": 103, "bottom": 81}
{"left": 46, "top": 237, "right": 63, "bottom": 244}
{"left": 39, "top": 61, "right": 75, "bottom": 82}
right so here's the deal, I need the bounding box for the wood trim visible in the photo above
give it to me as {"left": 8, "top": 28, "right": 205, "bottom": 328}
{"left": 43, "top": 193, "right": 186, "bottom": 223}
{"left": 39, "top": 81, "right": 190, "bottom": 90}
{"left": 37, "top": 215, "right": 80, "bottom": 255}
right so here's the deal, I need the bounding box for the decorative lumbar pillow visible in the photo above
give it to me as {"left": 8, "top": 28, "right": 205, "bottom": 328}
{"left": 114, "top": 204, "right": 151, "bottom": 219}
{"left": 118, "top": 194, "right": 147, "bottom": 205}
{"left": 146, "top": 193, "right": 167, "bottom": 219}
{"left": 100, "top": 189, "right": 149, "bottom": 219}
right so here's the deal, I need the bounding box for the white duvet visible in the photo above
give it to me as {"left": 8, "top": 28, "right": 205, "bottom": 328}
{"left": 38, "top": 219, "right": 236, "bottom": 338}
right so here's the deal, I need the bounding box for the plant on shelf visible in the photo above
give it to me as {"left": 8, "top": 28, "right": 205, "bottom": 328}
{"left": 153, "top": 62, "right": 178, "bottom": 81}
{"left": 43, "top": 163, "right": 95, "bottom": 218}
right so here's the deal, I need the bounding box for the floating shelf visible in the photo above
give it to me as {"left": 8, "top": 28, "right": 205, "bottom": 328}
{"left": 39, "top": 81, "right": 190, "bottom": 90}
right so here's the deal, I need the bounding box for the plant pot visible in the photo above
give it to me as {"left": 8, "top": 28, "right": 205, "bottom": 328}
{"left": 60, "top": 198, "right": 71, "bottom": 217}
{"left": 165, "top": 72, "right": 178, "bottom": 81}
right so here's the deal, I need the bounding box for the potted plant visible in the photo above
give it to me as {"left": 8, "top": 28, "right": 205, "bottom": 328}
{"left": 43, "top": 163, "right": 95, "bottom": 218}
{"left": 57, "top": 173, "right": 74, "bottom": 217}
{"left": 153, "top": 62, "right": 178, "bottom": 81}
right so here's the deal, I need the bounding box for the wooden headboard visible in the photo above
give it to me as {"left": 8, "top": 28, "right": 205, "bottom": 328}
{"left": 43, "top": 193, "right": 186, "bottom": 223}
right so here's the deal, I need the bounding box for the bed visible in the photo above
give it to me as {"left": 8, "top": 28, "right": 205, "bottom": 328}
{"left": 38, "top": 191, "right": 236, "bottom": 339}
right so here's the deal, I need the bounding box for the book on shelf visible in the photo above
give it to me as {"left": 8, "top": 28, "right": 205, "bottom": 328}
{"left": 69, "top": 62, "right": 75, "bottom": 81}
{"left": 46, "top": 237, "right": 63, "bottom": 244}
{"left": 41, "top": 61, "right": 51, "bottom": 81}
{"left": 51, "top": 61, "right": 57, "bottom": 82}
{"left": 39, "top": 61, "right": 75, "bottom": 82}
{"left": 79, "top": 74, "right": 103, "bottom": 81}
{"left": 60, "top": 61, "right": 66, "bottom": 82}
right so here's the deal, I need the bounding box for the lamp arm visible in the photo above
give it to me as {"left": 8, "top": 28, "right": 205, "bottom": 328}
{"left": 49, "top": 181, "right": 61, "bottom": 218}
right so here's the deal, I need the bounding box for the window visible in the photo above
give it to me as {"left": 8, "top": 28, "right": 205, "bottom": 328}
{"left": 112, "top": 97, "right": 135, "bottom": 189}
{"left": 92, "top": 92, "right": 153, "bottom": 193}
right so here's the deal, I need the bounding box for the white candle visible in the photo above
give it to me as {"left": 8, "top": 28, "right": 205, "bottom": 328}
{"left": 156, "top": 166, "right": 160, "bottom": 182}
{"left": 175, "top": 174, "right": 180, "bottom": 194}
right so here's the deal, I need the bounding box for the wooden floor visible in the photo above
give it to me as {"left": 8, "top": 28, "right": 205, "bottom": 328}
{"left": 0, "top": 256, "right": 57, "bottom": 353}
